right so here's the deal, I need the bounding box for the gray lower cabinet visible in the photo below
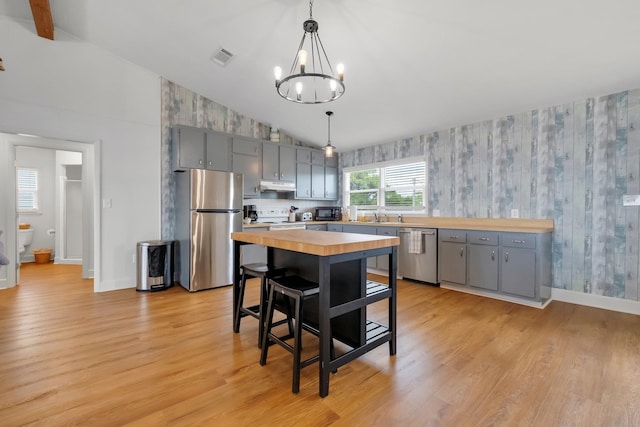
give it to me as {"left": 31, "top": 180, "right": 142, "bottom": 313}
{"left": 439, "top": 228, "right": 552, "bottom": 303}
{"left": 438, "top": 229, "right": 467, "bottom": 285}
{"left": 306, "top": 224, "right": 327, "bottom": 231}
{"left": 499, "top": 232, "right": 551, "bottom": 300}
{"left": 376, "top": 227, "right": 398, "bottom": 271}
{"left": 342, "top": 224, "right": 377, "bottom": 268}
{"left": 327, "top": 224, "right": 343, "bottom": 232}
{"left": 232, "top": 137, "right": 262, "bottom": 198}
{"left": 467, "top": 231, "right": 499, "bottom": 291}
{"left": 241, "top": 227, "right": 268, "bottom": 265}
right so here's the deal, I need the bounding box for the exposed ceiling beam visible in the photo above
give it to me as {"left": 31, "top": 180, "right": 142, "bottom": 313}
{"left": 29, "top": 0, "right": 54, "bottom": 40}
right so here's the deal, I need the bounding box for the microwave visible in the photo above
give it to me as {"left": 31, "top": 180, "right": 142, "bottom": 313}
{"left": 315, "top": 206, "right": 341, "bottom": 221}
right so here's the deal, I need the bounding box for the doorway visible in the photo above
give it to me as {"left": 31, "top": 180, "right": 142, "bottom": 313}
{"left": 0, "top": 132, "right": 99, "bottom": 291}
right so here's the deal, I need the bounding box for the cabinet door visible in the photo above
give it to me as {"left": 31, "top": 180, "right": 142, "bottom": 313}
{"left": 205, "top": 131, "right": 230, "bottom": 171}
{"left": 324, "top": 166, "right": 338, "bottom": 200}
{"left": 311, "top": 150, "right": 325, "bottom": 165}
{"left": 174, "top": 126, "right": 205, "bottom": 170}
{"left": 279, "top": 145, "right": 296, "bottom": 182}
{"left": 501, "top": 247, "right": 536, "bottom": 298}
{"left": 311, "top": 164, "right": 325, "bottom": 199}
{"left": 438, "top": 242, "right": 466, "bottom": 285}
{"left": 241, "top": 227, "right": 268, "bottom": 265}
{"left": 296, "top": 162, "right": 311, "bottom": 198}
{"left": 468, "top": 244, "right": 498, "bottom": 290}
{"left": 296, "top": 148, "right": 311, "bottom": 163}
{"left": 232, "top": 137, "right": 261, "bottom": 198}
{"left": 262, "top": 143, "right": 279, "bottom": 179}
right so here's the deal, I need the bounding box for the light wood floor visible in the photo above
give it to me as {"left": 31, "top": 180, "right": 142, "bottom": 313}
{"left": 2, "top": 263, "right": 640, "bottom": 426}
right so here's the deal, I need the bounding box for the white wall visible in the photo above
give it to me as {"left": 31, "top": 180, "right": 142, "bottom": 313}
{"left": 0, "top": 16, "right": 162, "bottom": 291}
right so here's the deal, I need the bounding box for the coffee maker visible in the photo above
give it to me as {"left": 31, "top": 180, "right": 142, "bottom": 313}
{"left": 243, "top": 204, "right": 258, "bottom": 223}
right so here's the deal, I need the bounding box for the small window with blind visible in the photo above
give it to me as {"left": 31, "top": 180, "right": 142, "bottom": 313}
{"left": 17, "top": 168, "right": 39, "bottom": 213}
{"left": 343, "top": 159, "right": 426, "bottom": 212}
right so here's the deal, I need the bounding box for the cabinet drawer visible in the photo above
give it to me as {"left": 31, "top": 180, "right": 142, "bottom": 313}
{"left": 376, "top": 227, "right": 398, "bottom": 236}
{"left": 439, "top": 229, "right": 467, "bottom": 243}
{"left": 327, "top": 224, "right": 343, "bottom": 232}
{"left": 501, "top": 233, "right": 535, "bottom": 249}
{"left": 468, "top": 231, "right": 499, "bottom": 246}
{"left": 233, "top": 138, "right": 260, "bottom": 156}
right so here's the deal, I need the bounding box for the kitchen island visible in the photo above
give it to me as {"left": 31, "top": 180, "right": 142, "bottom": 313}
{"left": 230, "top": 229, "right": 399, "bottom": 397}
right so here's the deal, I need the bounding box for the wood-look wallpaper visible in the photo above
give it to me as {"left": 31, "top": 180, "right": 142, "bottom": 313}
{"left": 341, "top": 89, "right": 640, "bottom": 301}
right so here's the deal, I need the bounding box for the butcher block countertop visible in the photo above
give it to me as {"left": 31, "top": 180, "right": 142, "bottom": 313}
{"left": 332, "top": 217, "right": 553, "bottom": 233}
{"left": 231, "top": 229, "right": 399, "bottom": 257}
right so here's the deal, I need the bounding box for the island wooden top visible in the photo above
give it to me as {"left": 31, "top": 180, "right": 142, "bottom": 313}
{"left": 231, "top": 229, "right": 399, "bottom": 257}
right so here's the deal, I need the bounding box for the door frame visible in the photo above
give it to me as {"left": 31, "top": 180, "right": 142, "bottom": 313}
{"left": 1, "top": 133, "right": 101, "bottom": 291}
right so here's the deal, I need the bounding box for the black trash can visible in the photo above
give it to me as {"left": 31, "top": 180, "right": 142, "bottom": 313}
{"left": 136, "top": 240, "right": 174, "bottom": 292}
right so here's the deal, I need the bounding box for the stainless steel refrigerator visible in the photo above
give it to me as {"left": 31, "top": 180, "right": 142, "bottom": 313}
{"left": 175, "top": 169, "right": 243, "bottom": 291}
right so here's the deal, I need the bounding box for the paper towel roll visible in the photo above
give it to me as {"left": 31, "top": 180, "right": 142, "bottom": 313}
{"left": 349, "top": 206, "right": 357, "bottom": 221}
{"left": 47, "top": 229, "right": 56, "bottom": 236}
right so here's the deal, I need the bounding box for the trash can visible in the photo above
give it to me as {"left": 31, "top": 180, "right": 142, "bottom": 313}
{"left": 136, "top": 240, "right": 174, "bottom": 292}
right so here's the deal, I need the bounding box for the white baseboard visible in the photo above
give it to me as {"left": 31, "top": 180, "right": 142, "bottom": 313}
{"left": 54, "top": 257, "right": 82, "bottom": 265}
{"left": 96, "top": 278, "right": 135, "bottom": 293}
{"left": 551, "top": 288, "right": 640, "bottom": 315}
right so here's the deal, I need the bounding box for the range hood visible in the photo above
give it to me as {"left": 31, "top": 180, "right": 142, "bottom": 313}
{"left": 259, "top": 180, "right": 296, "bottom": 192}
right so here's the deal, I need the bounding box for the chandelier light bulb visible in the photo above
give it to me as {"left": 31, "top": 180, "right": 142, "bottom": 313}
{"left": 329, "top": 79, "right": 337, "bottom": 98}
{"left": 336, "top": 63, "right": 345, "bottom": 81}
{"left": 298, "top": 49, "right": 308, "bottom": 73}
{"left": 296, "top": 81, "right": 303, "bottom": 101}
{"left": 274, "top": 66, "right": 282, "bottom": 82}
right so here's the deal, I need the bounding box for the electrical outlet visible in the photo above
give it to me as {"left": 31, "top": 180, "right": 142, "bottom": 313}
{"left": 511, "top": 209, "right": 519, "bottom": 218}
{"left": 102, "top": 198, "right": 112, "bottom": 209}
{"left": 623, "top": 195, "right": 640, "bottom": 206}
{"left": 132, "top": 253, "right": 136, "bottom": 264}
{"left": 432, "top": 209, "right": 440, "bottom": 217}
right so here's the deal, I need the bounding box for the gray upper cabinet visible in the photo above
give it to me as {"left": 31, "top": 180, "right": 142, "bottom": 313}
{"left": 263, "top": 142, "right": 296, "bottom": 182}
{"left": 205, "top": 130, "right": 231, "bottom": 171}
{"left": 232, "top": 137, "right": 262, "bottom": 198}
{"left": 295, "top": 147, "right": 338, "bottom": 200}
{"left": 172, "top": 125, "right": 230, "bottom": 172}
{"left": 324, "top": 166, "right": 338, "bottom": 200}
{"left": 296, "top": 162, "right": 312, "bottom": 198}
{"left": 311, "top": 164, "right": 325, "bottom": 199}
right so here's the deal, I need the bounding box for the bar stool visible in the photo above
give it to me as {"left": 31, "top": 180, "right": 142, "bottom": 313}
{"left": 260, "top": 275, "right": 335, "bottom": 394}
{"left": 233, "top": 262, "right": 288, "bottom": 347}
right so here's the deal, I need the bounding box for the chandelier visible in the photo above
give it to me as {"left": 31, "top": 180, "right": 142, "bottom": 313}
{"left": 274, "top": 0, "right": 344, "bottom": 104}
{"left": 324, "top": 111, "right": 335, "bottom": 157}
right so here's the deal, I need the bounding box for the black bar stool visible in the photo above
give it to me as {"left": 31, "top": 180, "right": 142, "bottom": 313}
{"left": 233, "top": 262, "right": 287, "bottom": 347}
{"left": 260, "top": 275, "right": 335, "bottom": 394}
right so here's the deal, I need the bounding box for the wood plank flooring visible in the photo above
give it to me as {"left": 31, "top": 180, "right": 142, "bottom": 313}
{"left": 2, "top": 263, "right": 640, "bottom": 426}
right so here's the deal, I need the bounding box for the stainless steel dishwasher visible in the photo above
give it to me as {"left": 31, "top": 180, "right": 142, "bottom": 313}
{"left": 399, "top": 227, "right": 438, "bottom": 284}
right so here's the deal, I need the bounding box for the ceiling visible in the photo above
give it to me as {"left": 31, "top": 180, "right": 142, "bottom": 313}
{"left": 2, "top": 0, "right": 640, "bottom": 152}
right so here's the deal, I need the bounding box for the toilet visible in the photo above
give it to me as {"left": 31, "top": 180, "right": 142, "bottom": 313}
{"left": 18, "top": 228, "right": 34, "bottom": 255}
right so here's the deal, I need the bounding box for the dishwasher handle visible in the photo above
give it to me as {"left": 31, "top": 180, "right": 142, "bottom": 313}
{"left": 400, "top": 229, "right": 436, "bottom": 235}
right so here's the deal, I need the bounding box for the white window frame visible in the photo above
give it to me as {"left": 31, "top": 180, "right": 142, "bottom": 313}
{"left": 343, "top": 157, "right": 427, "bottom": 214}
{"left": 17, "top": 167, "right": 40, "bottom": 213}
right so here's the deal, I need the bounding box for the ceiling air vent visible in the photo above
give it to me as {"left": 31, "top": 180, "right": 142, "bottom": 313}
{"left": 211, "top": 47, "right": 234, "bottom": 67}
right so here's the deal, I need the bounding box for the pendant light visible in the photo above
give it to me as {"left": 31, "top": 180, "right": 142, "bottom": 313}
{"left": 324, "top": 111, "right": 335, "bottom": 158}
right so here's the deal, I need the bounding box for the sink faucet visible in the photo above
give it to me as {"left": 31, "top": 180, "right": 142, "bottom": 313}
{"left": 373, "top": 213, "right": 379, "bottom": 223}
{"left": 397, "top": 214, "right": 403, "bottom": 223}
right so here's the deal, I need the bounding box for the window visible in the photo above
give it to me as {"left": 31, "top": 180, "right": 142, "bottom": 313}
{"left": 17, "top": 168, "right": 39, "bottom": 212}
{"left": 344, "top": 160, "right": 426, "bottom": 211}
